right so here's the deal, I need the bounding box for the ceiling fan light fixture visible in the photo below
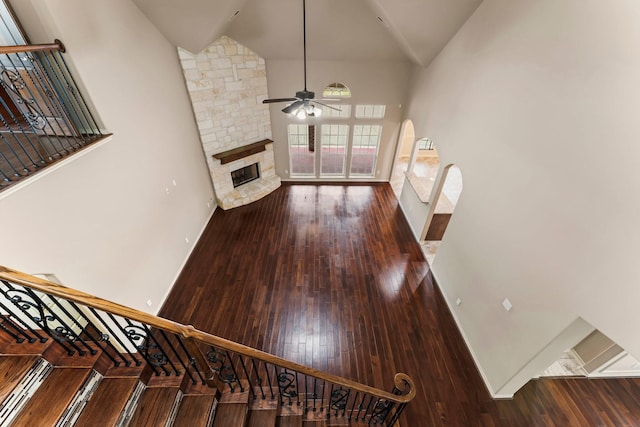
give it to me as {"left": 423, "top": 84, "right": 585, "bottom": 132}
{"left": 296, "top": 109, "right": 307, "bottom": 120}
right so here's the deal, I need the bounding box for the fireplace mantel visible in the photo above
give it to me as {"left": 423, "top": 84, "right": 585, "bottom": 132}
{"left": 212, "top": 139, "right": 273, "bottom": 165}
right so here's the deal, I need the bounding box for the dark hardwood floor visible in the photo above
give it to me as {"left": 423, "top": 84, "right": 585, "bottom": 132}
{"left": 161, "top": 183, "right": 640, "bottom": 426}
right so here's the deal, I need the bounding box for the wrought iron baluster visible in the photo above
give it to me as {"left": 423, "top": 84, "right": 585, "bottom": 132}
{"left": 50, "top": 50, "right": 103, "bottom": 136}
{"left": 0, "top": 122, "right": 30, "bottom": 172}
{"left": 277, "top": 368, "right": 298, "bottom": 406}
{"left": 0, "top": 282, "right": 86, "bottom": 355}
{"left": 364, "top": 395, "right": 375, "bottom": 423}
{"left": 0, "top": 300, "right": 47, "bottom": 342}
{"left": 348, "top": 392, "right": 360, "bottom": 421}
{"left": 328, "top": 384, "right": 335, "bottom": 419}
{"left": 206, "top": 347, "right": 239, "bottom": 392}
{"left": 3, "top": 54, "right": 72, "bottom": 153}
{"left": 0, "top": 97, "right": 45, "bottom": 168}
{"left": 304, "top": 375, "right": 309, "bottom": 412}
{"left": 330, "top": 386, "right": 350, "bottom": 418}
{"left": 142, "top": 324, "right": 178, "bottom": 375}
{"left": 101, "top": 311, "right": 142, "bottom": 366}
{"left": 120, "top": 320, "right": 165, "bottom": 376}
{"left": 311, "top": 378, "right": 317, "bottom": 412}
{"left": 41, "top": 51, "right": 95, "bottom": 137}
{"left": 369, "top": 397, "right": 394, "bottom": 425}
{"left": 250, "top": 359, "right": 266, "bottom": 399}
{"left": 264, "top": 363, "right": 275, "bottom": 399}
{"left": 28, "top": 51, "right": 83, "bottom": 146}
{"left": 237, "top": 355, "right": 255, "bottom": 399}
{"left": 158, "top": 329, "right": 197, "bottom": 382}
{"left": 40, "top": 293, "right": 97, "bottom": 355}
{"left": 224, "top": 351, "right": 244, "bottom": 392}
{"left": 354, "top": 393, "right": 369, "bottom": 421}
{"left": 0, "top": 313, "right": 26, "bottom": 342}
{"left": 386, "top": 402, "right": 407, "bottom": 427}
{"left": 15, "top": 52, "right": 82, "bottom": 148}
{"left": 321, "top": 380, "right": 326, "bottom": 413}
{"left": 64, "top": 303, "right": 127, "bottom": 367}
{"left": 295, "top": 372, "right": 301, "bottom": 406}
{"left": 175, "top": 336, "right": 206, "bottom": 385}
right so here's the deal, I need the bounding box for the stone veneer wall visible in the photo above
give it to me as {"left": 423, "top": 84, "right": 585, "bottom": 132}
{"left": 179, "top": 36, "right": 280, "bottom": 208}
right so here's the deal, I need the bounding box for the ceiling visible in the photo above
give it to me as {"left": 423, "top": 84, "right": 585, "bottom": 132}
{"left": 133, "top": 0, "right": 483, "bottom": 67}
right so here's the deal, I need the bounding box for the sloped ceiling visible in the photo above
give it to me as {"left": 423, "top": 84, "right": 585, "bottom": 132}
{"left": 133, "top": 0, "right": 482, "bottom": 67}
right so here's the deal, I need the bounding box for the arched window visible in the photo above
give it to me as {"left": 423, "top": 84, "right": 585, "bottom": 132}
{"left": 322, "top": 82, "right": 351, "bottom": 98}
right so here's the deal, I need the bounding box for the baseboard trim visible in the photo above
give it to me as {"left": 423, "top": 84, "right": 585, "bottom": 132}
{"left": 155, "top": 204, "right": 218, "bottom": 315}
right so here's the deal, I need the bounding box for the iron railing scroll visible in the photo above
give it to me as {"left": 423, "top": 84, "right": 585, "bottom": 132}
{"left": 0, "top": 266, "right": 415, "bottom": 426}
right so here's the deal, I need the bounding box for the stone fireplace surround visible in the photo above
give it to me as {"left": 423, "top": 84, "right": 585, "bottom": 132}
{"left": 210, "top": 140, "right": 281, "bottom": 210}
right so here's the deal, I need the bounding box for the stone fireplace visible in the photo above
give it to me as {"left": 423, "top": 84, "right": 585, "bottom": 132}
{"left": 210, "top": 139, "right": 281, "bottom": 210}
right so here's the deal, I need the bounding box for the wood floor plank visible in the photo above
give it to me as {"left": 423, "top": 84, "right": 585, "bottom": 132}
{"left": 11, "top": 367, "right": 91, "bottom": 426}
{"left": 161, "top": 183, "right": 640, "bottom": 426}
{"left": 128, "top": 387, "right": 180, "bottom": 427}
{"left": 74, "top": 377, "right": 138, "bottom": 427}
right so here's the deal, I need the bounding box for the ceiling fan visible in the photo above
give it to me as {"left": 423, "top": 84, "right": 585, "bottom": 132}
{"left": 262, "top": 0, "right": 339, "bottom": 119}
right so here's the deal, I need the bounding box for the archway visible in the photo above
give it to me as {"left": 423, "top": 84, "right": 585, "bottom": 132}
{"left": 421, "top": 164, "right": 463, "bottom": 265}
{"left": 390, "top": 120, "right": 415, "bottom": 196}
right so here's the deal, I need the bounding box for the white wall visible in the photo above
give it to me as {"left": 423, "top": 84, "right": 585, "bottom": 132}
{"left": 1, "top": 0, "right": 215, "bottom": 313}
{"left": 265, "top": 59, "right": 411, "bottom": 181}
{"left": 404, "top": 0, "right": 640, "bottom": 395}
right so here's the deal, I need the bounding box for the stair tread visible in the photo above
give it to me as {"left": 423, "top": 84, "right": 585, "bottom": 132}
{"left": 74, "top": 377, "right": 138, "bottom": 427}
{"left": 173, "top": 394, "right": 217, "bottom": 427}
{"left": 247, "top": 406, "right": 277, "bottom": 427}
{"left": 213, "top": 402, "right": 248, "bottom": 427}
{"left": 10, "top": 367, "right": 92, "bottom": 426}
{"left": 277, "top": 415, "right": 303, "bottom": 427}
{"left": 128, "top": 386, "right": 180, "bottom": 427}
{"left": 0, "top": 355, "right": 38, "bottom": 402}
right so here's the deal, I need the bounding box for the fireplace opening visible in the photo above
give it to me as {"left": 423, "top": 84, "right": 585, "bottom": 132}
{"left": 231, "top": 163, "right": 260, "bottom": 188}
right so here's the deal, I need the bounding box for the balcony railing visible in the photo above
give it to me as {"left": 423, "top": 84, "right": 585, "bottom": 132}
{"left": 0, "top": 266, "right": 415, "bottom": 425}
{"left": 0, "top": 40, "right": 108, "bottom": 192}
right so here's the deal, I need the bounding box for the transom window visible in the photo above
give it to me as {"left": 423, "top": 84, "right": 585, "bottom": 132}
{"left": 355, "top": 105, "right": 386, "bottom": 119}
{"left": 321, "top": 104, "right": 351, "bottom": 119}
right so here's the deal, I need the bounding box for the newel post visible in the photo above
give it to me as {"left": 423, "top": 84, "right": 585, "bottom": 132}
{"left": 182, "top": 325, "right": 221, "bottom": 391}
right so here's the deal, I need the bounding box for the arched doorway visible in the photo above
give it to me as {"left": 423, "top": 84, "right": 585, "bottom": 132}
{"left": 390, "top": 120, "right": 415, "bottom": 196}
{"left": 421, "top": 164, "right": 463, "bottom": 265}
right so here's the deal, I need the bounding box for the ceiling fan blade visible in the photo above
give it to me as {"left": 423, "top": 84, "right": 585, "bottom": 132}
{"left": 263, "top": 97, "right": 298, "bottom": 104}
{"left": 314, "top": 101, "right": 341, "bottom": 112}
{"left": 282, "top": 100, "right": 304, "bottom": 114}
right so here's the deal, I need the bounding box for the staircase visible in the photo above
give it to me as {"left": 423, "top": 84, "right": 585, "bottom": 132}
{"left": 0, "top": 266, "right": 414, "bottom": 426}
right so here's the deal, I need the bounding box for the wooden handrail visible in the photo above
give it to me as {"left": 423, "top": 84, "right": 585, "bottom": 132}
{"left": 0, "top": 39, "right": 65, "bottom": 54}
{"left": 0, "top": 266, "right": 416, "bottom": 404}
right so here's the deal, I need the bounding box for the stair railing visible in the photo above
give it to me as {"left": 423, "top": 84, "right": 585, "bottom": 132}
{"left": 0, "top": 266, "right": 415, "bottom": 426}
{"left": 0, "top": 41, "right": 109, "bottom": 192}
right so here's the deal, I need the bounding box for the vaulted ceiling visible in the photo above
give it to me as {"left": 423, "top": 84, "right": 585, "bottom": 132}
{"left": 133, "top": 0, "right": 483, "bottom": 67}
